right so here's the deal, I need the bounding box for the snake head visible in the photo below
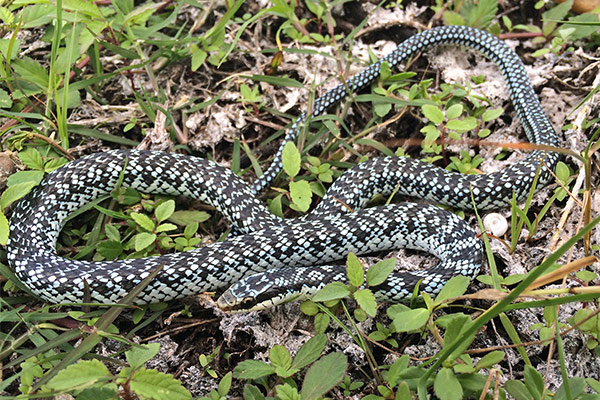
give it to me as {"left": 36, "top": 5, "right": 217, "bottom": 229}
{"left": 216, "top": 289, "right": 259, "bottom": 313}
{"left": 216, "top": 269, "right": 308, "bottom": 313}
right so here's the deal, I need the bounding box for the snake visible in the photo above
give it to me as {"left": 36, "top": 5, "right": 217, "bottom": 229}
{"left": 6, "top": 25, "right": 559, "bottom": 311}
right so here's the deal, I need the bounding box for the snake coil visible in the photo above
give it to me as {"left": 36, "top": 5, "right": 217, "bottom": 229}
{"left": 6, "top": 26, "right": 559, "bottom": 310}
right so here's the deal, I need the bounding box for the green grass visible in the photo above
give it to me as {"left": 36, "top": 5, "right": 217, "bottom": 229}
{"left": 1, "top": 0, "right": 600, "bottom": 399}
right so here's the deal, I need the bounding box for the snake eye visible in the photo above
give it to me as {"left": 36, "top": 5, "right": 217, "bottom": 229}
{"left": 242, "top": 297, "right": 257, "bottom": 309}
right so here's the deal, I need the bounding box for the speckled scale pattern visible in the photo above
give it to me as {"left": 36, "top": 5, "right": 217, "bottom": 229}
{"left": 7, "top": 26, "right": 558, "bottom": 306}
{"left": 220, "top": 204, "right": 480, "bottom": 309}
{"left": 251, "top": 25, "right": 559, "bottom": 196}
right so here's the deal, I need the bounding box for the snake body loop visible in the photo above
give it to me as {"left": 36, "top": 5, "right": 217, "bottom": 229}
{"left": 6, "top": 26, "right": 558, "bottom": 308}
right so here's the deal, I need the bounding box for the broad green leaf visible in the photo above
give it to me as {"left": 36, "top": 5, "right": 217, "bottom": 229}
{"left": 0, "top": 88, "right": 11, "bottom": 108}
{"left": 474, "top": 350, "right": 505, "bottom": 371}
{"left": 0, "top": 210, "right": 8, "bottom": 246}
{"left": 369, "top": 330, "right": 387, "bottom": 341}
{"left": 155, "top": 200, "right": 175, "bottom": 223}
{"left": 459, "top": 372, "right": 491, "bottom": 389}
{"left": 55, "top": 86, "right": 81, "bottom": 109}
{"left": 390, "top": 308, "right": 429, "bottom": 332}
{"left": 443, "top": 314, "right": 475, "bottom": 361}
{"left": 442, "top": 10, "right": 466, "bottom": 26}
{"left": 555, "top": 161, "right": 570, "bottom": 183}
{"left": 97, "top": 241, "right": 123, "bottom": 259}
{"left": 563, "top": 13, "right": 600, "bottom": 41}
{"left": 433, "top": 367, "right": 462, "bottom": 400}
{"left": 463, "top": 0, "right": 497, "bottom": 28}
{"left": 454, "top": 363, "right": 475, "bottom": 374}
{"left": 20, "top": 4, "right": 54, "bottom": 28}
{"left": 276, "top": 383, "right": 301, "bottom": 400}
{"left": 168, "top": 210, "right": 210, "bottom": 225}
{"left": 434, "top": 275, "right": 470, "bottom": 304}
{"left": 312, "top": 282, "right": 350, "bottom": 303}
{"left": 446, "top": 117, "right": 478, "bottom": 132}
{"left": 129, "top": 369, "right": 192, "bottom": 400}
{"left": 481, "top": 108, "right": 503, "bottom": 122}
{"left": 269, "top": 345, "right": 292, "bottom": 370}
{"left": 374, "top": 102, "right": 392, "bottom": 117}
{"left": 6, "top": 170, "right": 44, "bottom": 187}
{"left": 123, "top": 2, "right": 163, "bottom": 26}
{"left": 446, "top": 104, "right": 463, "bottom": 120}
{"left": 243, "top": 384, "right": 266, "bottom": 400}
{"left": 299, "top": 300, "right": 319, "bottom": 316}
{"left": 354, "top": 289, "right": 377, "bottom": 317}
{"left": 523, "top": 365, "right": 544, "bottom": 399}
{"left": 555, "top": 377, "right": 586, "bottom": 400}
{"left": 532, "top": 48, "right": 550, "bottom": 57}
{"left": 134, "top": 232, "right": 156, "bottom": 251}
{"left": 156, "top": 223, "right": 177, "bottom": 233}
{"left": 576, "top": 270, "right": 597, "bottom": 283}
{"left": 126, "top": 343, "right": 160, "bottom": 369}
{"left": 190, "top": 45, "right": 207, "bottom": 71}
{"left": 291, "top": 333, "right": 327, "bottom": 370}
{"left": 478, "top": 128, "right": 491, "bottom": 138}
{"left": 75, "top": 386, "right": 119, "bottom": 400}
{"left": 12, "top": 57, "right": 49, "bottom": 90}
{"left": 387, "top": 355, "right": 409, "bottom": 388}
{"left": 282, "top": 141, "right": 301, "bottom": 178}
{"left": 43, "top": 157, "right": 69, "bottom": 172}
{"left": 105, "top": 225, "right": 120, "bottom": 242}
{"left": 504, "top": 274, "right": 525, "bottom": 285}
{"left": 366, "top": 258, "right": 396, "bottom": 287}
{"left": 183, "top": 223, "right": 198, "bottom": 239}
{"left": 568, "top": 307, "right": 599, "bottom": 330}
{"left": 131, "top": 213, "right": 155, "bottom": 232}
{"left": 421, "top": 104, "right": 444, "bottom": 124}
{"left": 133, "top": 308, "right": 146, "bottom": 325}
{"left": 113, "top": 187, "right": 141, "bottom": 205}
{"left": 0, "top": 181, "right": 37, "bottom": 210}
{"left": 289, "top": 180, "right": 312, "bottom": 212}
{"left": 346, "top": 252, "right": 364, "bottom": 287}
{"left": 0, "top": 38, "right": 19, "bottom": 61}
{"left": 268, "top": 194, "right": 284, "bottom": 218}
{"left": 542, "top": 0, "right": 573, "bottom": 22}
{"left": 314, "top": 312, "right": 330, "bottom": 334}
{"left": 63, "top": 0, "right": 102, "bottom": 18}
{"left": 353, "top": 308, "right": 367, "bottom": 322}
{"left": 386, "top": 303, "right": 410, "bottom": 319}
{"left": 18, "top": 147, "right": 44, "bottom": 170}
{"left": 587, "top": 377, "right": 600, "bottom": 393}
{"left": 301, "top": 352, "right": 347, "bottom": 400}
{"left": 20, "top": 359, "right": 43, "bottom": 389}
{"left": 476, "top": 275, "right": 494, "bottom": 285}
{"left": 0, "top": 6, "right": 11, "bottom": 24}
{"left": 396, "top": 381, "right": 412, "bottom": 399}
{"left": 233, "top": 360, "right": 275, "bottom": 379}
{"left": 45, "top": 359, "right": 112, "bottom": 391}
{"left": 421, "top": 124, "right": 441, "bottom": 147}
{"left": 218, "top": 372, "right": 232, "bottom": 396}
{"left": 505, "top": 380, "right": 534, "bottom": 400}
{"left": 305, "top": 0, "right": 324, "bottom": 18}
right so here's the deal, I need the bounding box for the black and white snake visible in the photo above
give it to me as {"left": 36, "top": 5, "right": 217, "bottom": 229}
{"left": 6, "top": 25, "right": 559, "bottom": 310}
